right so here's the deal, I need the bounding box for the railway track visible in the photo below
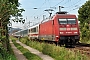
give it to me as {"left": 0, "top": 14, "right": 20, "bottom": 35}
{"left": 67, "top": 43, "right": 90, "bottom": 58}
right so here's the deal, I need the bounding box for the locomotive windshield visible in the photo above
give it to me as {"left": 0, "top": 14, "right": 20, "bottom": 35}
{"left": 59, "top": 19, "right": 76, "bottom": 24}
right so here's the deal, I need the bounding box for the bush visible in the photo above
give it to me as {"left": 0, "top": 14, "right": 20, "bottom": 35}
{"left": 0, "top": 36, "right": 17, "bottom": 60}
{"left": 0, "top": 46, "right": 17, "bottom": 60}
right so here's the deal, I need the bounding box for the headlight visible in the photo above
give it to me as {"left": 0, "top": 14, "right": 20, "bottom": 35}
{"left": 60, "top": 32, "right": 64, "bottom": 34}
{"left": 74, "top": 32, "right": 78, "bottom": 34}
{"left": 60, "top": 28, "right": 66, "bottom": 30}
{"left": 71, "top": 28, "right": 77, "bottom": 30}
{"left": 56, "top": 36, "right": 59, "bottom": 37}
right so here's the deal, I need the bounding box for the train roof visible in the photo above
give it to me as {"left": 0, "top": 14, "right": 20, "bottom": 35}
{"left": 14, "top": 28, "right": 28, "bottom": 33}
{"left": 56, "top": 11, "right": 68, "bottom": 14}
{"left": 41, "top": 12, "right": 76, "bottom": 23}
{"left": 51, "top": 12, "right": 76, "bottom": 19}
{"left": 28, "top": 23, "right": 39, "bottom": 29}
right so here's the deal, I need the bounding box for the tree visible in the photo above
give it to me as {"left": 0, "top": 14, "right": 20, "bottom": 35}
{"left": 78, "top": 0, "right": 90, "bottom": 25}
{"left": 78, "top": 0, "right": 90, "bottom": 41}
{"left": 0, "top": 0, "right": 25, "bottom": 51}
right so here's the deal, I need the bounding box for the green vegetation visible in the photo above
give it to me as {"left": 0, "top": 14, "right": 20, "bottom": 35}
{"left": 0, "top": 0, "right": 25, "bottom": 51}
{"left": 0, "top": 45, "right": 17, "bottom": 60}
{"left": 0, "top": 0, "right": 25, "bottom": 59}
{"left": 12, "top": 37, "right": 42, "bottom": 60}
{"left": 20, "top": 37, "right": 88, "bottom": 60}
{"left": 78, "top": 0, "right": 90, "bottom": 43}
{"left": 0, "top": 36, "right": 17, "bottom": 60}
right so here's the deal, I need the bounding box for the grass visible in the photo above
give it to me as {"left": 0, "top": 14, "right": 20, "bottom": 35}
{"left": 0, "top": 47, "right": 17, "bottom": 60}
{"left": 19, "top": 37, "right": 88, "bottom": 60}
{"left": 0, "top": 36, "right": 17, "bottom": 60}
{"left": 12, "top": 39, "right": 42, "bottom": 60}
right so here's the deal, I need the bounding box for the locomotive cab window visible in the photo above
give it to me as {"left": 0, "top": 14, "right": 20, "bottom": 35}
{"left": 59, "top": 19, "right": 76, "bottom": 24}
{"left": 68, "top": 19, "right": 76, "bottom": 24}
{"left": 59, "top": 19, "right": 67, "bottom": 24}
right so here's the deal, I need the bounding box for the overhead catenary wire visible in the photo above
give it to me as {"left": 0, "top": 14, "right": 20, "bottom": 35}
{"left": 31, "top": 0, "right": 81, "bottom": 21}
{"left": 52, "top": 0, "right": 82, "bottom": 13}
{"left": 53, "top": 0, "right": 82, "bottom": 14}
{"left": 23, "top": 0, "right": 47, "bottom": 27}
{"left": 68, "top": 5, "right": 81, "bottom": 13}
{"left": 29, "top": 0, "right": 84, "bottom": 23}
{"left": 47, "top": 0, "right": 51, "bottom": 8}
{"left": 53, "top": 0, "right": 64, "bottom": 7}
{"left": 30, "top": 0, "right": 56, "bottom": 23}
{"left": 30, "top": 0, "right": 47, "bottom": 19}
{"left": 31, "top": 0, "right": 71, "bottom": 20}
{"left": 39, "top": 0, "right": 83, "bottom": 19}
{"left": 52, "top": 0, "right": 72, "bottom": 12}
{"left": 14, "top": 0, "right": 87, "bottom": 29}
{"left": 65, "top": 0, "right": 82, "bottom": 8}
{"left": 66, "top": 0, "right": 83, "bottom": 13}
{"left": 61, "top": 0, "right": 71, "bottom": 6}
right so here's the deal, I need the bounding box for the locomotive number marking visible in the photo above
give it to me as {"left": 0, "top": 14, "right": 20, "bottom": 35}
{"left": 67, "top": 28, "right": 70, "bottom": 30}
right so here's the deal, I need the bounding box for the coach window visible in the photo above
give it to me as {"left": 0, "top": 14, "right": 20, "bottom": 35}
{"left": 36, "top": 26, "right": 38, "bottom": 32}
{"left": 33, "top": 28, "right": 36, "bottom": 32}
{"left": 59, "top": 19, "right": 67, "bottom": 24}
{"left": 31, "top": 27, "right": 36, "bottom": 33}
{"left": 29, "top": 29, "right": 31, "bottom": 33}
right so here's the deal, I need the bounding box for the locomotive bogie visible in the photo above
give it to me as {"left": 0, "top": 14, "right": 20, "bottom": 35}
{"left": 38, "top": 35, "right": 55, "bottom": 41}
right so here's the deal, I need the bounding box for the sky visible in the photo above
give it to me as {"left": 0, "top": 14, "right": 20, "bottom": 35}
{"left": 12, "top": 0, "right": 88, "bottom": 29}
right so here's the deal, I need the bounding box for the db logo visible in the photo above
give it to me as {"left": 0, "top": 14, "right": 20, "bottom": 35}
{"left": 67, "top": 28, "right": 70, "bottom": 30}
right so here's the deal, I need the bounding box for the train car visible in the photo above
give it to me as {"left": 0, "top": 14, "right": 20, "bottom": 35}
{"left": 13, "top": 31, "right": 21, "bottom": 38}
{"left": 28, "top": 24, "right": 39, "bottom": 40}
{"left": 20, "top": 29, "right": 28, "bottom": 37}
{"left": 13, "top": 29, "right": 28, "bottom": 38}
{"left": 38, "top": 12, "right": 80, "bottom": 46}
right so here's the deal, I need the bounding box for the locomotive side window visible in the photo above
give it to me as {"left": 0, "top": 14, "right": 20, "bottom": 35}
{"left": 59, "top": 19, "right": 67, "bottom": 24}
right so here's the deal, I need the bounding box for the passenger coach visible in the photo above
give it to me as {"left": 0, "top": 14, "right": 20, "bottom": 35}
{"left": 28, "top": 24, "right": 39, "bottom": 40}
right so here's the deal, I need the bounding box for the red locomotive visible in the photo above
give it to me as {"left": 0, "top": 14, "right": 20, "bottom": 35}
{"left": 28, "top": 12, "right": 80, "bottom": 46}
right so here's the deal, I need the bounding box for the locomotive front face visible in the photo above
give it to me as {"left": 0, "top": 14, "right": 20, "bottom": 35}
{"left": 59, "top": 18, "right": 78, "bottom": 35}
{"left": 56, "top": 14, "right": 80, "bottom": 45}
